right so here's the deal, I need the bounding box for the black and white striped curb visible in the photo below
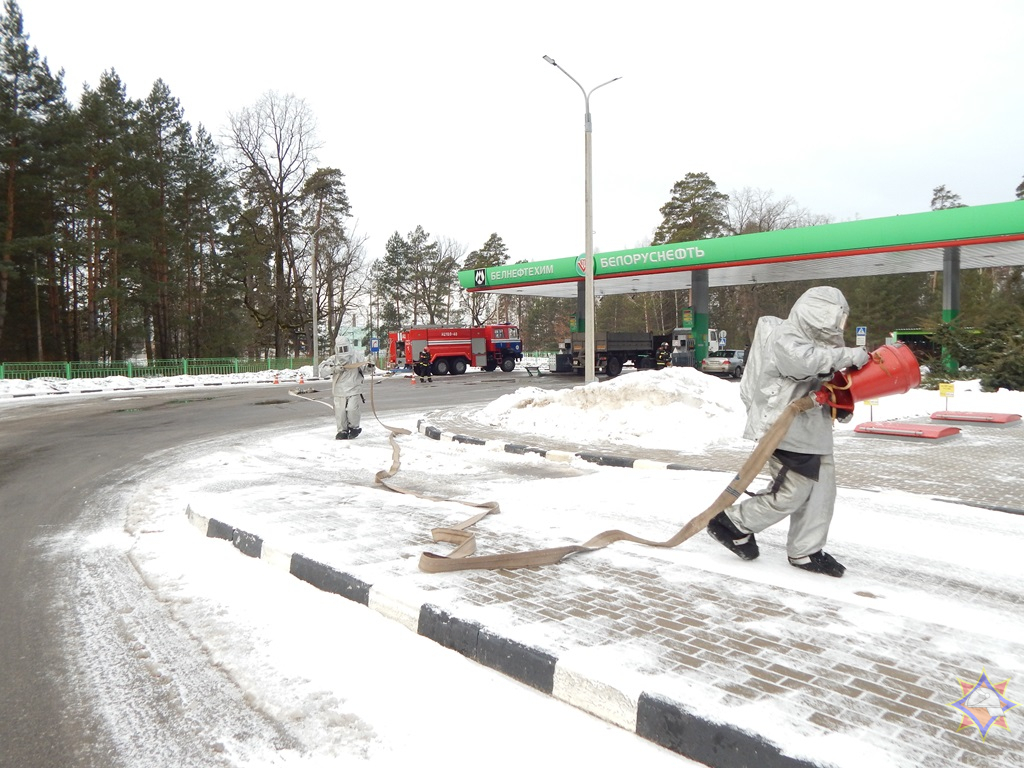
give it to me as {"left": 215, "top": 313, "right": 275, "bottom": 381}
{"left": 186, "top": 505, "right": 819, "bottom": 768}
{"left": 415, "top": 418, "right": 708, "bottom": 472}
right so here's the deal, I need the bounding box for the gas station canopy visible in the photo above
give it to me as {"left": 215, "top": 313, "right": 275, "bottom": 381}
{"left": 459, "top": 201, "right": 1024, "bottom": 298}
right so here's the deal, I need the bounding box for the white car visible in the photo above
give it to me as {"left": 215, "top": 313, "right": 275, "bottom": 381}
{"left": 701, "top": 349, "right": 746, "bottom": 379}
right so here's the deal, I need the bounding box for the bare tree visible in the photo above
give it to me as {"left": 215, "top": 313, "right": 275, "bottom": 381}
{"left": 227, "top": 91, "right": 320, "bottom": 357}
{"left": 716, "top": 189, "right": 831, "bottom": 344}
{"left": 320, "top": 227, "right": 370, "bottom": 343}
{"left": 434, "top": 236, "right": 466, "bottom": 324}
{"left": 727, "top": 187, "right": 829, "bottom": 235}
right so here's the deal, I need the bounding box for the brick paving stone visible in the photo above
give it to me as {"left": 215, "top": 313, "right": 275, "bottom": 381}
{"left": 693, "top": 649, "right": 733, "bottom": 668}
{"left": 745, "top": 677, "right": 789, "bottom": 696}
{"left": 849, "top": 677, "right": 896, "bottom": 697}
{"left": 717, "top": 681, "right": 761, "bottom": 701}
{"left": 767, "top": 662, "right": 816, "bottom": 684}
{"left": 743, "top": 664, "right": 785, "bottom": 684}
{"left": 863, "top": 693, "right": 918, "bottom": 719}
{"left": 722, "top": 637, "right": 763, "bottom": 655}
{"left": 807, "top": 712, "right": 847, "bottom": 732}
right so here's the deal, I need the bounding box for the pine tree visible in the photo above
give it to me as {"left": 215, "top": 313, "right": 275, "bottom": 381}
{"left": 76, "top": 70, "right": 141, "bottom": 360}
{"left": 134, "top": 79, "right": 194, "bottom": 359}
{"left": 404, "top": 225, "right": 458, "bottom": 325}
{"left": 299, "top": 167, "right": 354, "bottom": 343}
{"left": 521, "top": 296, "right": 574, "bottom": 351}
{"left": 462, "top": 232, "right": 509, "bottom": 325}
{"left": 0, "top": 0, "right": 66, "bottom": 356}
{"left": 652, "top": 172, "right": 729, "bottom": 245}
{"left": 372, "top": 231, "right": 410, "bottom": 331}
{"left": 930, "top": 184, "right": 965, "bottom": 210}
{"left": 176, "top": 125, "right": 242, "bottom": 357}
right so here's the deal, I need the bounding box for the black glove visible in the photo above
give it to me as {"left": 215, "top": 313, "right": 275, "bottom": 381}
{"left": 837, "top": 408, "right": 853, "bottom": 423}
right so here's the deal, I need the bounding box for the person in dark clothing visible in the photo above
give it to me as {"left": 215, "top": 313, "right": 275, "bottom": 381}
{"left": 416, "top": 346, "right": 433, "bottom": 383}
{"left": 655, "top": 342, "right": 671, "bottom": 369}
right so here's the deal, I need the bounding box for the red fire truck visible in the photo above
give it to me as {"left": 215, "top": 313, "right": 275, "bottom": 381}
{"left": 387, "top": 323, "right": 523, "bottom": 375}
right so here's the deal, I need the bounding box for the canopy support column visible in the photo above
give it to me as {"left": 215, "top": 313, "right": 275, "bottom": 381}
{"left": 942, "top": 246, "right": 961, "bottom": 373}
{"left": 692, "top": 270, "right": 710, "bottom": 365}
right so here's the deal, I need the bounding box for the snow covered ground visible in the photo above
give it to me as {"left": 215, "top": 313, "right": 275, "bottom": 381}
{"left": 3, "top": 361, "right": 1023, "bottom": 766}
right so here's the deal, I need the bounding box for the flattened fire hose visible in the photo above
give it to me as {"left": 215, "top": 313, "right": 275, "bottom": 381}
{"left": 369, "top": 386, "right": 818, "bottom": 573}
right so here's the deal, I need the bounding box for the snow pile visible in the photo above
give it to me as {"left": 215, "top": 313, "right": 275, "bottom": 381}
{"left": 471, "top": 365, "right": 1024, "bottom": 451}
{"left": 473, "top": 367, "right": 748, "bottom": 450}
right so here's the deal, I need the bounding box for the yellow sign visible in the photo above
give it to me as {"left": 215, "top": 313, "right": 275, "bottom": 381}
{"left": 939, "top": 383, "right": 955, "bottom": 398}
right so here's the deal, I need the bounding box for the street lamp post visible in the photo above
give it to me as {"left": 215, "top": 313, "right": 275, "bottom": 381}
{"left": 310, "top": 225, "right": 325, "bottom": 371}
{"left": 542, "top": 55, "right": 620, "bottom": 384}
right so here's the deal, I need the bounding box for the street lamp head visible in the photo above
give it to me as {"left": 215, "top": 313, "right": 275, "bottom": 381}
{"left": 542, "top": 55, "right": 556, "bottom": 66}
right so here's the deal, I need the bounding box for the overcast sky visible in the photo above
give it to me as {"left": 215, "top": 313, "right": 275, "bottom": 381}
{"left": 17, "top": 0, "right": 1024, "bottom": 266}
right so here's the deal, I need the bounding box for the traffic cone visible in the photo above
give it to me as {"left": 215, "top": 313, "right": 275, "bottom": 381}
{"left": 298, "top": 373, "right": 305, "bottom": 384}
{"left": 273, "top": 373, "right": 279, "bottom": 384}
{"left": 410, "top": 375, "right": 416, "bottom": 385}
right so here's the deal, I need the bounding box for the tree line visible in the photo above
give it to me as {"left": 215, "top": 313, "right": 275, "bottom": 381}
{"left": 0, "top": 1, "right": 367, "bottom": 362}
{"left": 3, "top": 0, "right": 1022, "bottom": 386}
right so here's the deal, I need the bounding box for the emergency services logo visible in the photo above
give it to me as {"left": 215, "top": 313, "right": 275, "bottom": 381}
{"left": 948, "top": 670, "right": 1018, "bottom": 739}
{"left": 474, "top": 268, "right": 487, "bottom": 287}
{"left": 575, "top": 255, "right": 588, "bottom": 277}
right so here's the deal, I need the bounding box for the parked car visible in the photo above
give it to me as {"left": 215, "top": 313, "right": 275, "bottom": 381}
{"left": 701, "top": 349, "right": 746, "bottom": 379}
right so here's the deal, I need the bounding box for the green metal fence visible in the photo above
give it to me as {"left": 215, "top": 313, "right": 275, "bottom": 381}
{"left": 0, "top": 357, "right": 314, "bottom": 381}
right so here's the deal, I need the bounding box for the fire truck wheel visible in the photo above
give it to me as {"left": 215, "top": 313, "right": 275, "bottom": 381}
{"left": 484, "top": 362, "right": 498, "bottom": 372}
{"left": 500, "top": 359, "right": 516, "bottom": 373}
{"left": 452, "top": 359, "right": 468, "bottom": 375}
{"left": 432, "top": 358, "right": 450, "bottom": 376}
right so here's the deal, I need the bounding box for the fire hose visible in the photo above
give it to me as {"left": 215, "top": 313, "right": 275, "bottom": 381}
{"left": 295, "top": 380, "right": 813, "bottom": 572}
{"left": 318, "top": 343, "right": 917, "bottom": 573}
{"left": 409, "top": 394, "right": 817, "bottom": 572}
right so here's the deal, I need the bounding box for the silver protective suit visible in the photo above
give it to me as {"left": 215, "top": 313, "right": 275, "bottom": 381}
{"left": 319, "top": 337, "right": 369, "bottom": 436}
{"left": 740, "top": 286, "right": 868, "bottom": 454}
{"left": 727, "top": 286, "right": 870, "bottom": 558}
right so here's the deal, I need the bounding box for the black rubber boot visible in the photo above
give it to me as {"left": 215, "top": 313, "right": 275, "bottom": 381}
{"left": 707, "top": 512, "right": 759, "bottom": 560}
{"left": 789, "top": 550, "right": 845, "bottom": 577}
{"left": 347, "top": 427, "right": 362, "bottom": 439}
{"left": 335, "top": 431, "right": 350, "bottom": 440}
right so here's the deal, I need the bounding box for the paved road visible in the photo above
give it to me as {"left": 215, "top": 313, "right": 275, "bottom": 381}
{"left": 0, "top": 372, "right": 555, "bottom": 767}
{"left": 0, "top": 389, "right": 310, "bottom": 766}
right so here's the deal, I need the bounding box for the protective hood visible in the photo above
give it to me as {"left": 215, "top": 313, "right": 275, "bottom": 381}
{"left": 787, "top": 286, "right": 849, "bottom": 348}
{"left": 335, "top": 336, "right": 359, "bottom": 365}
{"left": 740, "top": 285, "right": 862, "bottom": 454}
